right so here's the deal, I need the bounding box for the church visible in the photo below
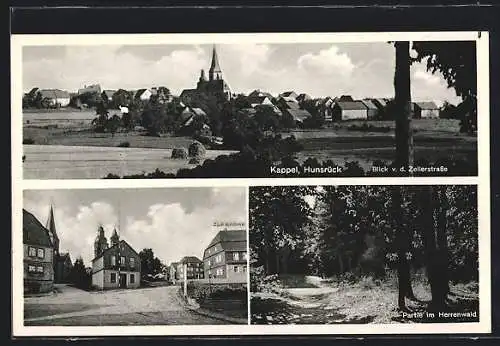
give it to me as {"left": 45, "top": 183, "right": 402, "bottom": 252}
{"left": 180, "top": 45, "right": 232, "bottom": 104}
{"left": 91, "top": 226, "right": 141, "bottom": 289}
{"left": 45, "top": 205, "right": 73, "bottom": 284}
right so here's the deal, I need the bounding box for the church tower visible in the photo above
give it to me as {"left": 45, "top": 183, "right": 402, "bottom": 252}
{"left": 94, "top": 225, "right": 109, "bottom": 258}
{"left": 110, "top": 228, "right": 120, "bottom": 247}
{"left": 209, "top": 45, "right": 223, "bottom": 81}
{"left": 46, "top": 204, "right": 59, "bottom": 256}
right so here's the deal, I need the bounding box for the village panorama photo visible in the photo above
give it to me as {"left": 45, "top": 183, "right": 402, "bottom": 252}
{"left": 15, "top": 32, "right": 481, "bottom": 179}
{"left": 18, "top": 187, "right": 249, "bottom": 326}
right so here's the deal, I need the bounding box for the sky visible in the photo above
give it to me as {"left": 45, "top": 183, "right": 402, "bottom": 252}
{"left": 22, "top": 42, "right": 465, "bottom": 106}
{"left": 23, "top": 187, "right": 246, "bottom": 267}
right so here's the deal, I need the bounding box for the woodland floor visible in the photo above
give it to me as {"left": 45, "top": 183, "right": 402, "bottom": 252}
{"left": 251, "top": 275, "right": 479, "bottom": 324}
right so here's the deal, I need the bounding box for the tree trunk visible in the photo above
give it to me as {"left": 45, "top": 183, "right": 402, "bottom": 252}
{"left": 422, "top": 186, "right": 447, "bottom": 311}
{"left": 391, "top": 186, "right": 415, "bottom": 310}
{"left": 338, "top": 255, "right": 344, "bottom": 274}
{"left": 394, "top": 41, "right": 414, "bottom": 173}
{"left": 436, "top": 188, "right": 450, "bottom": 297}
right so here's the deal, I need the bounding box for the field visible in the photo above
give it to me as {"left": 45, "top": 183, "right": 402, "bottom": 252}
{"left": 23, "top": 145, "right": 237, "bottom": 179}
{"left": 286, "top": 119, "right": 477, "bottom": 171}
{"left": 23, "top": 109, "right": 98, "bottom": 129}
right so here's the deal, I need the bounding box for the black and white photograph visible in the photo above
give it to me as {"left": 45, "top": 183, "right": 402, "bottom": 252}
{"left": 249, "top": 185, "right": 480, "bottom": 325}
{"left": 20, "top": 187, "right": 248, "bottom": 326}
{"left": 16, "top": 33, "right": 481, "bottom": 179}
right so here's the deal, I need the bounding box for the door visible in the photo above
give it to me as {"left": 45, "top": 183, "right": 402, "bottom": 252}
{"left": 119, "top": 273, "right": 127, "bottom": 288}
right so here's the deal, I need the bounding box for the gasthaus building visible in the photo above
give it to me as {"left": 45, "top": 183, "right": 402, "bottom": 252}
{"left": 91, "top": 226, "right": 141, "bottom": 289}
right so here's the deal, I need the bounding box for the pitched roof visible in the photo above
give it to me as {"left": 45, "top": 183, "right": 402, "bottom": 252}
{"left": 335, "top": 101, "right": 368, "bottom": 110}
{"left": 280, "top": 91, "right": 298, "bottom": 98}
{"left": 39, "top": 89, "right": 71, "bottom": 99}
{"left": 248, "top": 90, "right": 274, "bottom": 99}
{"left": 372, "top": 98, "right": 388, "bottom": 108}
{"left": 23, "top": 209, "right": 53, "bottom": 247}
{"left": 180, "top": 256, "right": 202, "bottom": 264}
{"left": 286, "top": 108, "right": 312, "bottom": 122}
{"left": 192, "top": 107, "right": 207, "bottom": 117}
{"left": 361, "top": 99, "right": 378, "bottom": 110}
{"left": 92, "top": 239, "right": 139, "bottom": 262}
{"left": 206, "top": 230, "right": 247, "bottom": 253}
{"left": 134, "top": 89, "right": 149, "bottom": 99}
{"left": 415, "top": 101, "right": 438, "bottom": 110}
{"left": 103, "top": 90, "right": 116, "bottom": 98}
{"left": 337, "top": 95, "right": 354, "bottom": 102}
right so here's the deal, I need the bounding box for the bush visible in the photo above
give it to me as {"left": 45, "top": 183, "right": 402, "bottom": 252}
{"left": 189, "top": 157, "right": 201, "bottom": 165}
{"left": 117, "top": 141, "right": 130, "bottom": 147}
{"left": 188, "top": 141, "right": 206, "bottom": 159}
{"left": 23, "top": 138, "right": 35, "bottom": 144}
{"left": 171, "top": 147, "right": 188, "bottom": 159}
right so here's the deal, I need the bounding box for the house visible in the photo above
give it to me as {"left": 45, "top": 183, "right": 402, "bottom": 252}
{"left": 336, "top": 95, "right": 355, "bottom": 102}
{"left": 180, "top": 45, "right": 232, "bottom": 105}
{"left": 283, "top": 108, "right": 312, "bottom": 125}
{"left": 38, "top": 89, "right": 71, "bottom": 107}
{"left": 45, "top": 205, "right": 73, "bottom": 284}
{"left": 177, "top": 256, "right": 204, "bottom": 281}
{"left": 78, "top": 84, "right": 102, "bottom": 95}
{"left": 23, "top": 209, "right": 54, "bottom": 294}
{"left": 134, "top": 89, "right": 152, "bottom": 101}
{"left": 203, "top": 226, "right": 247, "bottom": 283}
{"left": 91, "top": 227, "right": 141, "bottom": 289}
{"left": 332, "top": 101, "right": 368, "bottom": 121}
{"left": 279, "top": 91, "right": 299, "bottom": 100}
{"left": 248, "top": 89, "right": 274, "bottom": 99}
{"left": 361, "top": 99, "right": 380, "bottom": 120}
{"left": 296, "top": 93, "right": 312, "bottom": 103}
{"left": 102, "top": 90, "right": 116, "bottom": 101}
{"left": 169, "top": 261, "right": 179, "bottom": 284}
{"left": 413, "top": 101, "right": 439, "bottom": 119}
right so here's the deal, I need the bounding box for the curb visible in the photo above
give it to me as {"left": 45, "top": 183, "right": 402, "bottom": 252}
{"left": 175, "top": 289, "right": 247, "bottom": 325}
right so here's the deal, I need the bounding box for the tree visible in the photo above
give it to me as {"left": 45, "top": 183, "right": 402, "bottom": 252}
{"left": 139, "top": 248, "right": 163, "bottom": 279}
{"left": 106, "top": 114, "right": 121, "bottom": 137}
{"left": 91, "top": 101, "right": 109, "bottom": 133}
{"left": 411, "top": 41, "right": 477, "bottom": 134}
{"left": 392, "top": 42, "right": 416, "bottom": 311}
{"left": 394, "top": 41, "right": 414, "bottom": 172}
{"left": 70, "top": 257, "right": 91, "bottom": 289}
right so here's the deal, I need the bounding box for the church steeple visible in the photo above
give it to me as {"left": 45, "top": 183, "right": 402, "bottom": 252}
{"left": 209, "top": 45, "right": 222, "bottom": 81}
{"left": 94, "top": 225, "right": 108, "bottom": 258}
{"left": 46, "top": 204, "right": 59, "bottom": 255}
{"left": 110, "top": 228, "right": 120, "bottom": 247}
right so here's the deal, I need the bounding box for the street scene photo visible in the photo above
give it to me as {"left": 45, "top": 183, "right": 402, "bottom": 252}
{"left": 20, "top": 37, "right": 478, "bottom": 179}
{"left": 249, "top": 185, "right": 479, "bottom": 324}
{"left": 22, "top": 187, "right": 248, "bottom": 326}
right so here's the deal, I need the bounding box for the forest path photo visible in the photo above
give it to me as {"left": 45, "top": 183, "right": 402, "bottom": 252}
{"left": 249, "top": 185, "right": 479, "bottom": 325}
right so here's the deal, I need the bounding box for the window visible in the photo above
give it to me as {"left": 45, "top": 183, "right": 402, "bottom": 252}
{"left": 216, "top": 268, "right": 224, "bottom": 276}
{"left": 233, "top": 252, "right": 240, "bottom": 261}
{"left": 37, "top": 266, "right": 44, "bottom": 273}
{"left": 130, "top": 257, "right": 135, "bottom": 267}
{"left": 110, "top": 273, "right": 116, "bottom": 283}
{"left": 120, "top": 256, "right": 125, "bottom": 266}
{"left": 111, "top": 256, "right": 116, "bottom": 266}
{"left": 243, "top": 252, "right": 247, "bottom": 260}
{"left": 37, "top": 248, "right": 44, "bottom": 258}
{"left": 28, "top": 247, "right": 37, "bottom": 257}
{"left": 234, "top": 266, "right": 239, "bottom": 273}
{"left": 28, "top": 265, "right": 36, "bottom": 273}
{"left": 130, "top": 274, "right": 135, "bottom": 284}
{"left": 243, "top": 266, "right": 247, "bottom": 273}
{"left": 216, "top": 254, "right": 222, "bottom": 263}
